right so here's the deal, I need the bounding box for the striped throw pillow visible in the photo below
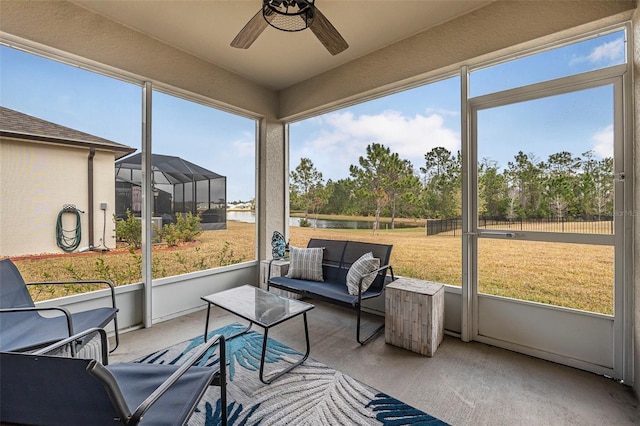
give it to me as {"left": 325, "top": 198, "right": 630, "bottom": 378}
{"left": 286, "top": 246, "right": 324, "bottom": 281}
{"left": 346, "top": 252, "right": 380, "bottom": 295}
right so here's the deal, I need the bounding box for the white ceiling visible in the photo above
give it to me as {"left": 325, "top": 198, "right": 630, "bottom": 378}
{"left": 70, "top": 0, "right": 493, "bottom": 90}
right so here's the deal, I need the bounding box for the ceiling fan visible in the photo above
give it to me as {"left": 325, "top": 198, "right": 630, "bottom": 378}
{"left": 231, "top": 0, "right": 349, "bottom": 55}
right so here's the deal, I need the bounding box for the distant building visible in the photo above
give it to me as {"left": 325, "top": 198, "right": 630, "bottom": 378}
{"left": 227, "top": 202, "right": 253, "bottom": 211}
{"left": 0, "top": 107, "right": 134, "bottom": 256}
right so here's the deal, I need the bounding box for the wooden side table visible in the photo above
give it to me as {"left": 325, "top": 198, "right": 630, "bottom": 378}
{"left": 259, "top": 259, "right": 301, "bottom": 299}
{"left": 385, "top": 277, "right": 444, "bottom": 356}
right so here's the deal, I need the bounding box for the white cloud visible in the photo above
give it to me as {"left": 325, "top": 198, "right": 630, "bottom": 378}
{"left": 588, "top": 38, "right": 625, "bottom": 63}
{"left": 424, "top": 107, "right": 459, "bottom": 117}
{"left": 570, "top": 38, "right": 624, "bottom": 66}
{"left": 291, "top": 110, "right": 460, "bottom": 181}
{"left": 232, "top": 131, "right": 255, "bottom": 158}
{"left": 592, "top": 124, "right": 613, "bottom": 159}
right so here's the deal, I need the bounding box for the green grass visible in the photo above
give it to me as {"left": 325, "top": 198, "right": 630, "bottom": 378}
{"left": 12, "top": 220, "right": 613, "bottom": 315}
{"left": 289, "top": 226, "right": 613, "bottom": 315}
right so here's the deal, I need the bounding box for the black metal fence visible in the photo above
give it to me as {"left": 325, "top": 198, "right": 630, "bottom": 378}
{"left": 427, "top": 218, "right": 462, "bottom": 236}
{"left": 427, "top": 216, "right": 614, "bottom": 236}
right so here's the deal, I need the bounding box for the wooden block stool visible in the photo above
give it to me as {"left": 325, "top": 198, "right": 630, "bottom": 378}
{"left": 385, "top": 277, "right": 444, "bottom": 356}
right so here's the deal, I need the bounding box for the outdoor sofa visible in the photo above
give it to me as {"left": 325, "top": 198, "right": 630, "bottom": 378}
{"left": 268, "top": 238, "right": 394, "bottom": 344}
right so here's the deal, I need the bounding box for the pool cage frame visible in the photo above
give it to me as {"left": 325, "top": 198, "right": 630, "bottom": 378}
{"left": 115, "top": 153, "right": 226, "bottom": 230}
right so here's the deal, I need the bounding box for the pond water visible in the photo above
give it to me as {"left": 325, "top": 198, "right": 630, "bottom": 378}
{"left": 227, "top": 211, "right": 420, "bottom": 229}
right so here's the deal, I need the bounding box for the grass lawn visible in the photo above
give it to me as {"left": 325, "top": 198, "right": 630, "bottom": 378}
{"left": 12, "top": 220, "right": 613, "bottom": 315}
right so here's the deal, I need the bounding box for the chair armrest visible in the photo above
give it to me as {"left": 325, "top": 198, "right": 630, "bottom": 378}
{"left": 356, "top": 264, "right": 395, "bottom": 293}
{"left": 27, "top": 279, "right": 117, "bottom": 310}
{"left": 129, "top": 334, "right": 227, "bottom": 424}
{"left": 382, "top": 264, "right": 395, "bottom": 281}
{"left": 32, "top": 327, "right": 109, "bottom": 364}
{"left": 0, "top": 306, "right": 74, "bottom": 336}
{"left": 371, "top": 264, "right": 394, "bottom": 280}
{"left": 266, "top": 259, "right": 290, "bottom": 289}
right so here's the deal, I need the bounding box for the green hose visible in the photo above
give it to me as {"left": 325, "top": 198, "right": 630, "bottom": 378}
{"left": 56, "top": 206, "right": 82, "bottom": 252}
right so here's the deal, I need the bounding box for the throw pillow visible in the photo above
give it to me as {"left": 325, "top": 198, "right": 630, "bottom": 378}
{"left": 286, "top": 246, "right": 324, "bottom": 281}
{"left": 346, "top": 252, "right": 380, "bottom": 295}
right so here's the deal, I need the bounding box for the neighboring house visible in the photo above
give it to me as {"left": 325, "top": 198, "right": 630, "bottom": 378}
{"left": 0, "top": 107, "right": 135, "bottom": 257}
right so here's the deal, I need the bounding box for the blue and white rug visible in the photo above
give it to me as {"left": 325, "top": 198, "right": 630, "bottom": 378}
{"left": 135, "top": 323, "right": 448, "bottom": 425}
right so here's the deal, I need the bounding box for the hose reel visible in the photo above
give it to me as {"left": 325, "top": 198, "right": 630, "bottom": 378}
{"left": 56, "top": 204, "right": 83, "bottom": 252}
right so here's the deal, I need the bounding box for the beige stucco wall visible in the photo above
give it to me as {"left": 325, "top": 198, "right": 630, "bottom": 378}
{"left": 633, "top": 3, "right": 640, "bottom": 401}
{"left": 0, "top": 138, "right": 117, "bottom": 256}
{"left": 257, "top": 117, "right": 287, "bottom": 261}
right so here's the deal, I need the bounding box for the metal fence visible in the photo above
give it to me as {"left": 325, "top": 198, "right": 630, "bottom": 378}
{"left": 427, "top": 216, "right": 614, "bottom": 236}
{"left": 426, "top": 218, "right": 462, "bottom": 236}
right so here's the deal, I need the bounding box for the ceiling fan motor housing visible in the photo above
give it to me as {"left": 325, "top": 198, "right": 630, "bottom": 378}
{"left": 264, "top": 0, "right": 315, "bottom": 32}
{"left": 232, "top": 0, "right": 347, "bottom": 56}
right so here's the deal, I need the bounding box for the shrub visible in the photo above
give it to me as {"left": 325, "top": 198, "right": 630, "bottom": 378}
{"left": 161, "top": 223, "right": 181, "bottom": 247}
{"left": 299, "top": 218, "right": 311, "bottom": 227}
{"left": 177, "top": 212, "right": 202, "bottom": 242}
{"left": 214, "top": 241, "right": 243, "bottom": 267}
{"left": 114, "top": 210, "right": 142, "bottom": 249}
{"left": 162, "top": 212, "right": 202, "bottom": 246}
{"left": 115, "top": 211, "right": 202, "bottom": 249}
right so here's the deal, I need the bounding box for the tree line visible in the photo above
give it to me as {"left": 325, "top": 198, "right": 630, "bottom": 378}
{"left": 290, "top": 143, "right": 614, "bottom": 232}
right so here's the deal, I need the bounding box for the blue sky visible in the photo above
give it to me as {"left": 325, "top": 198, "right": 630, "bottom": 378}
{"left": 0, "top": 29, "right": 624, "bottom": 201}
{"left": 290, "top": 30, "right": 622, "bottom": 183}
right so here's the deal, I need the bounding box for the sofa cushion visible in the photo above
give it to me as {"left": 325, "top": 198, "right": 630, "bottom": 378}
{"left": 346, "top": 252, "right": 380, "bottom": 295}
{"left": 286, "top": 246, "right": 324, "bottom": 281}
{"left": 270, "top": 276, "right": 381, "bottom": 306}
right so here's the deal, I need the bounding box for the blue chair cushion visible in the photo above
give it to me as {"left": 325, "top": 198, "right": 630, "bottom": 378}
{"left": 269, "top": 276, "right": 381, "bottom": 306}
{"left": 0, "top": 307, "right": 117, "bottom": 352}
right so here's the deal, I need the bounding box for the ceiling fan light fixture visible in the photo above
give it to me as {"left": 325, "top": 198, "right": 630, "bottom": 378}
{"left": 263, "top": 0, "right": 314, "bottom": 32}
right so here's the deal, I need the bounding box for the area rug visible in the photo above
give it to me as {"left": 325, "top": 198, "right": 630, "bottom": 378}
{"left": 135, "top": 323, "right": 448, "bottom": 426}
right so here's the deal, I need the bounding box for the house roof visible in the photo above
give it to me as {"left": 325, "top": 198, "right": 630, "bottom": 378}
{"left": 0, "top": 106, "right": 135, "bottom": 159}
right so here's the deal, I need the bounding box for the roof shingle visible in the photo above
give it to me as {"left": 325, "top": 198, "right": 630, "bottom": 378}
{"left": 0, "top": 106, "right": 135, "bottom": 158}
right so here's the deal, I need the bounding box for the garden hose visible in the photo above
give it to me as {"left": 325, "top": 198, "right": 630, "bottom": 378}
{"left": 56, "top": 205, "right": 83, "bottom": 252}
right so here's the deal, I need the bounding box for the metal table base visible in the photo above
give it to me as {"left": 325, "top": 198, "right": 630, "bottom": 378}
{"left": 202, "top": 285, "right": 313, "bottom": 384}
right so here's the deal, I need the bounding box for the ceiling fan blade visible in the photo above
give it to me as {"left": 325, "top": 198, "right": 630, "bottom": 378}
{"left": 309, "top": 6, "right": 348, "bottom": 55}
{"left": 231, "top": 8, "right": 273, "bottom": 49}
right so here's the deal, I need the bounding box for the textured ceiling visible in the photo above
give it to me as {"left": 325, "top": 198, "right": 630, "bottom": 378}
{"left": 70, "top": 1, "right": 493, "bottom": 90}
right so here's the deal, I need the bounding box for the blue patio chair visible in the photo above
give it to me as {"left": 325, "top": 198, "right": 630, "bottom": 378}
{"left": 0, "top": 328, "right": 228, "bottom": 426}
{"left": 0, "top": 258, "right": 119, "bottom": 353}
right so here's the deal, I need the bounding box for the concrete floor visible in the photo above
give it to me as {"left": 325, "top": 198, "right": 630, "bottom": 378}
{"left": 110, "top": 301, "right": 639, "bottom": 426}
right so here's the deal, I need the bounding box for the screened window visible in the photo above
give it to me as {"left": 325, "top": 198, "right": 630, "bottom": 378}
{"left": 471, "top": 29, "right": 626, "bottom": 97}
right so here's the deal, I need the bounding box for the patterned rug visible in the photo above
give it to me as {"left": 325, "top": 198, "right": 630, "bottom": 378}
{"left": 135, "top": 323, "right": 448, "bottom": 425}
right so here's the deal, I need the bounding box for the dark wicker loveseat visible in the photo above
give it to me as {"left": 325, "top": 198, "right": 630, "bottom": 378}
{"left": 268, "top": 238, "right": 395, "bottom": 344}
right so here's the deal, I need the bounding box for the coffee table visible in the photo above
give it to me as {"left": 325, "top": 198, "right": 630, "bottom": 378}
{"left": 201, "top": 285, "right": 314, "bottom": 384}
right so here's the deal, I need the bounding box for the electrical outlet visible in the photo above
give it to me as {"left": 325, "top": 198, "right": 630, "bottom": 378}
{"left": 100, "top": 202, "right": 107, "bottom": 210}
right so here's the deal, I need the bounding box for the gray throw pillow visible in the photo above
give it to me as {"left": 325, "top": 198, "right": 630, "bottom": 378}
{"left": 346, "top": 252, "right": 380, "bottom": 295}
{"left": 286, "top": 246, "right": 324, "bottom": 281}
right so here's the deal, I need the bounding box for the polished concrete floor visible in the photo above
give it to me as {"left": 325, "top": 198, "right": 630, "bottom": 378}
{"left": 110, "top": 301, "right": 639, "bottom": 426}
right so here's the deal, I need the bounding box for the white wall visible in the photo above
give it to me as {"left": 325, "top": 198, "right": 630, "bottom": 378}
{"left": 92, "top": 149, "right": 118, "bottom": 250}
{"left": 0, "top": 138, "right": 117, "bottom": 256}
